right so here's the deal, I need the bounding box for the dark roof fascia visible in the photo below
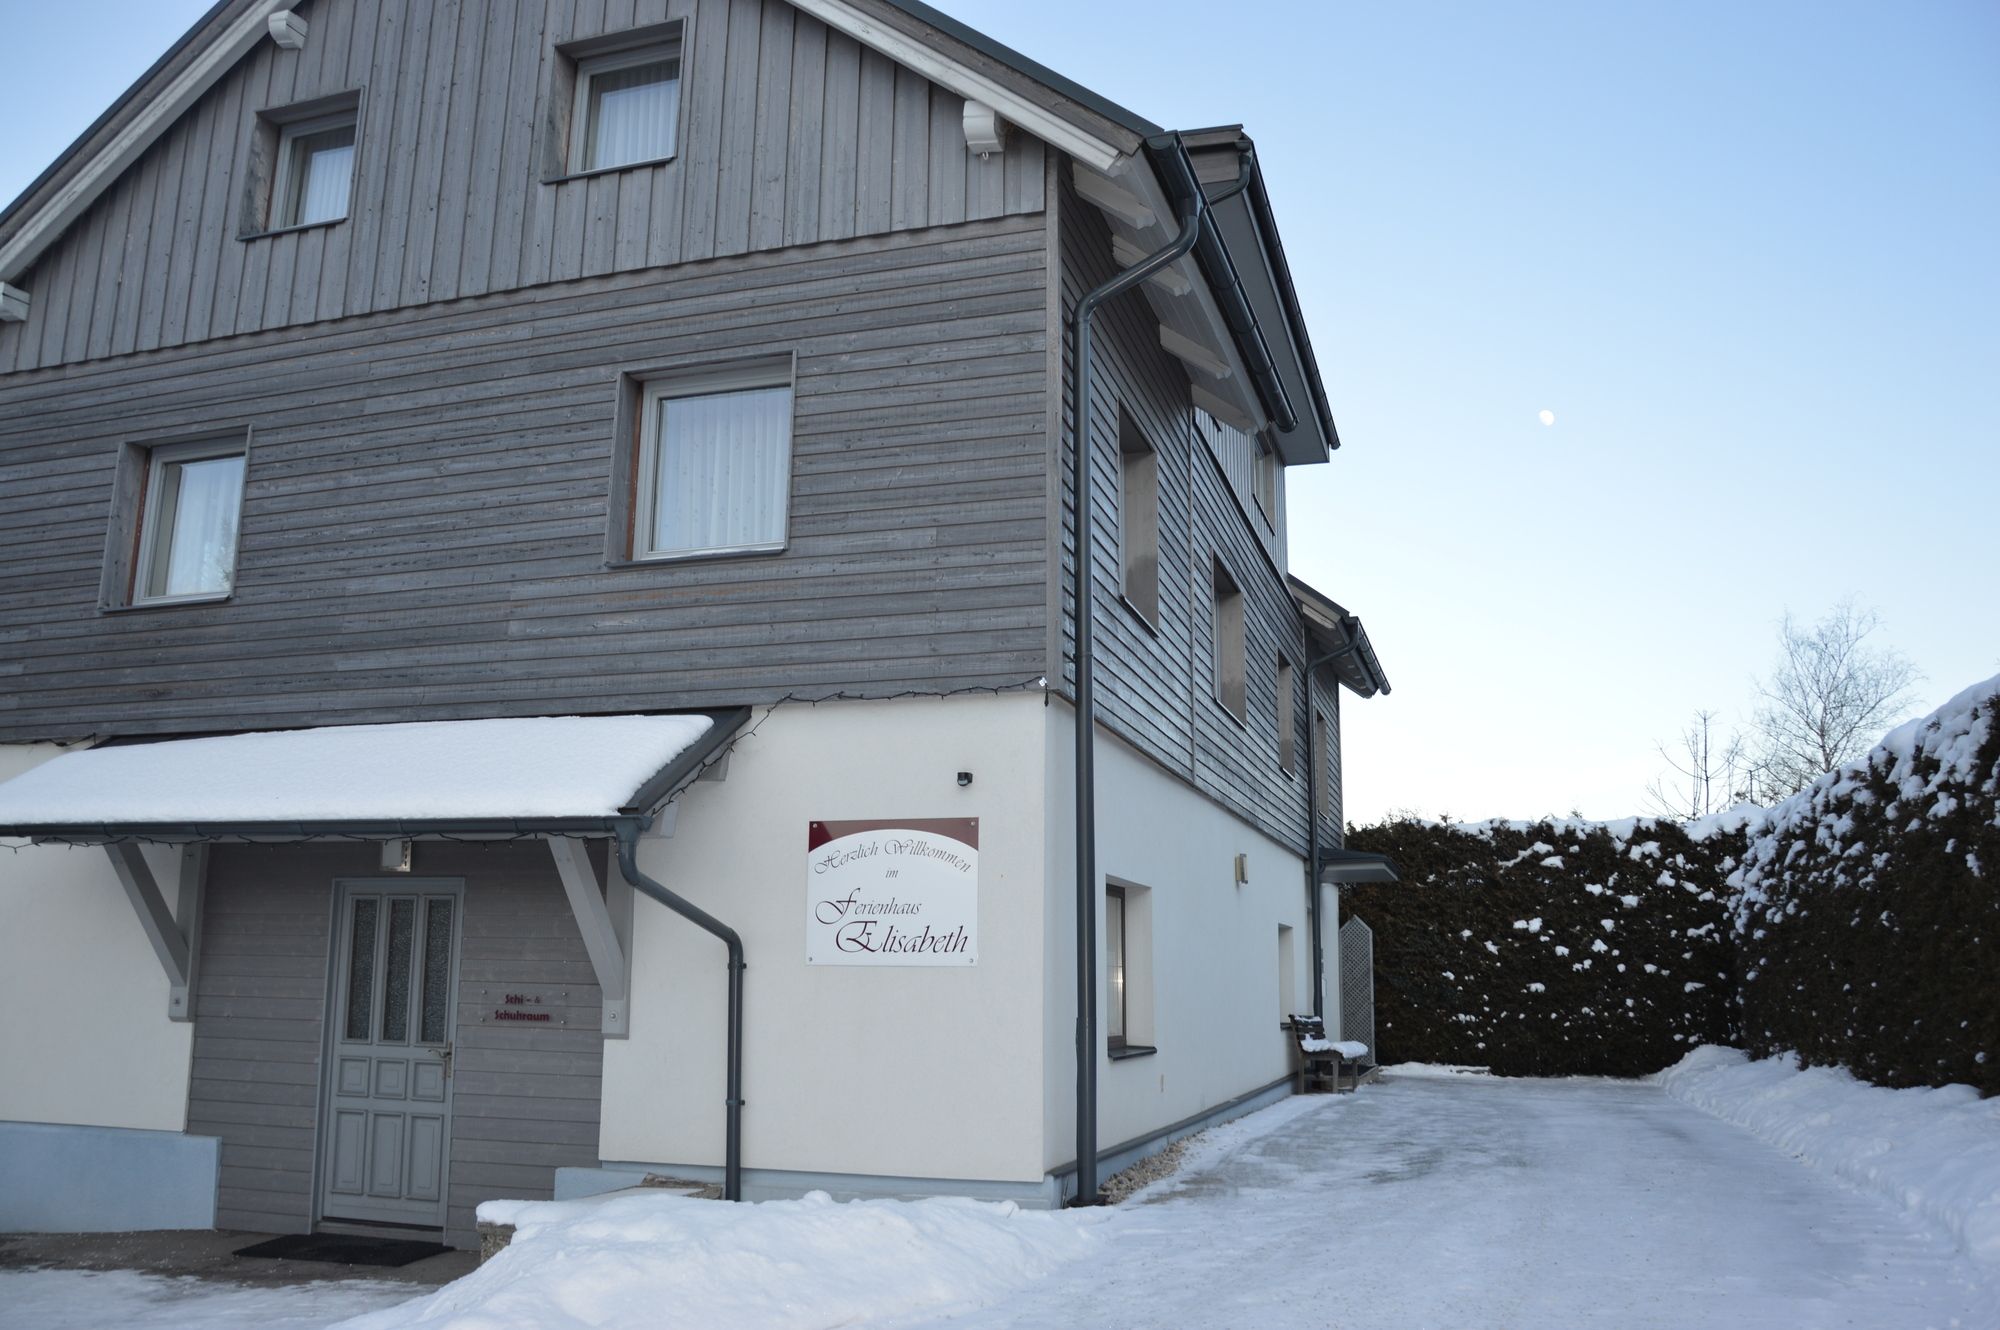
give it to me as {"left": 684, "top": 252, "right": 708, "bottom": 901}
{"left": 1290, "top": 573, "right": 1391, "bottom": 699}
{"left": 620, "top": 705, "right": 752, "bottom": 816}
{"left": 873, "top": 0, "right": 1161, "bottom": 143}
{"left": 15, "top": 816, "right": 635, "bottom": 846}
{"left": 0, "top": 0, "right": 242, "bottom": 241}
{"left": 1182, "top": 127, "right": 1340, "bottom": 460}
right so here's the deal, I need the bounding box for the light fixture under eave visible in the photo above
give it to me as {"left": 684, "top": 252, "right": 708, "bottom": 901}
{"left": 962, "top": 101, "right": 1008, "bottom": 158}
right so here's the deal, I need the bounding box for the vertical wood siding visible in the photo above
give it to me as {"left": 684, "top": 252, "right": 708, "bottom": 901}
{"left": 0, "top": 0, "right": 1045, "bottom": 375}
{"left": 1056, "top": 173, "right": 1319, "bottom": 856}
{"left": 189, "top": 841, "right": 606, "bottom": 1248}
{"left": 0, "top": 213, "right": 1049, "bottom": 739}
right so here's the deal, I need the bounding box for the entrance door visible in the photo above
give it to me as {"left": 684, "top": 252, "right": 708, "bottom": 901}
{"left": 320, "top": 881, "right": 462, "bottom": 1229}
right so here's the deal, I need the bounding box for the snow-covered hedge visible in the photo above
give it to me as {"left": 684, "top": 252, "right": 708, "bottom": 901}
{"left": 1729, "top": 675, "right": 2000, "bottom": 1096}
{"left": 1342, "top": 818, "right": 1739, "bottom": 1077}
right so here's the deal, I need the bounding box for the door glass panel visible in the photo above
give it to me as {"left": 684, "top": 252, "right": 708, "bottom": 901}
{"left": 343, "top": 898, "right": 379, "bottom": 1041}
{"left": 381, "top": 898, "right": 416, "bottom": 1043}
{"left": 419, "top": 897, "right": 454, "bottom": 1044}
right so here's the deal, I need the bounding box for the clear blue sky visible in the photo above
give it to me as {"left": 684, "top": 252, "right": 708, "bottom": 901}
{"left": 5, "top": 2, "right": 1996, "bottom": 823}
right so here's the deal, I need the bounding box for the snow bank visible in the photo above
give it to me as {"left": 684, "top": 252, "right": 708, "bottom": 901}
{"left": 332, "top": 1189, "right": 1104, "bottom": 1330}
{"left": 1657, "top": 1046, "right": 2000, "bottom": 1274}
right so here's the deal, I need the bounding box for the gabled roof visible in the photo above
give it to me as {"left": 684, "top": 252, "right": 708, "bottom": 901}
{"left": 1291, "top": 574, "right": 1391, "bottom": 699}
{"left": 3, "top": 0, "right": 1341, "bottom": 466}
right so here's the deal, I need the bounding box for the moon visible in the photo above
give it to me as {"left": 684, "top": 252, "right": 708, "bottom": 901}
{"left": 1538, "top": 409, "right": 1556, "bottom": 426}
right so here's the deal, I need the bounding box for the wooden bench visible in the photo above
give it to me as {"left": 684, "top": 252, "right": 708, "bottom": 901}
{"left": 1288, "top": 1015, "right": 1369, "bottom": 1094}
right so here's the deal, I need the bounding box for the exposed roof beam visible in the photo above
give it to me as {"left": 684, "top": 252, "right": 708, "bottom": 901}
{"left": 790, "top": 0, "right": 1123, "bottom": 171}
{"left": 1192, "top": 383, "right": 1256, "bottom": 433}
{"left": 1111, "top": 235, "right": 1190, "bottom": 297}
{"left": 1070, "top": 166, "right": 1157, "bottom": 229}
{"left": 0, "top": 0, "right": 297, "bottom": 285}
{"left": 0, "top": 282, "right": 26, "bottom": 323}
{"left": 1160, "top": 324, "right": 1232, "bottom": 379}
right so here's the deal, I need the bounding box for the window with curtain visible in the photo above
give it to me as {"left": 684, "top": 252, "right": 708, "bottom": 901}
{"left": 274, "top": 118, "right": 356, "bottom": 228}
{"left": 636, "top": 376, "right": 794, "bottom": 560}
{"left": 574, "top": 48, "right": 680, "bottom": 172}
{"left": 137, "top": 444, "right": 247, "bottom": 602}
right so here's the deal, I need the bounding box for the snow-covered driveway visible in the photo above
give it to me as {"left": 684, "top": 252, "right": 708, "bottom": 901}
{"left": 918, "top": 1070, "right": 1997, "bottom": 1330}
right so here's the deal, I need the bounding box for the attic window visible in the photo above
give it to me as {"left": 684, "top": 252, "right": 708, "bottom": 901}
{"left": 273, "top": 115, "right": 357, "bottom": 227}
{"left": 554, "top": 24, "right": 685, "bottom": 177}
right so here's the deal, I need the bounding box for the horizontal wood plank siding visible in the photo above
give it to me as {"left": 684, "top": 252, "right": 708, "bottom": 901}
{"left": 0, "top": 214, "right": 1049, "bottom": 739}
{"left": 189, "top": 841, "right": 606, "bottom": 1249}
{"left": 0, "top": 0, "right": 1047, "bottom": 373}
{"left": 1056, "top": 170, "right": 1315, "bottom": 856}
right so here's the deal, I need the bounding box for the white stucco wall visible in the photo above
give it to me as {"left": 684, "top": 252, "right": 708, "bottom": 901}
{"left": 0, "top": 745, "right": 196, "bottom": 1132}
{"left": 600, "top": 693, "right": 1050, "bottom": 1185}
{"left": 1042, "top": 713, "right": 1313, "bottom": 1169}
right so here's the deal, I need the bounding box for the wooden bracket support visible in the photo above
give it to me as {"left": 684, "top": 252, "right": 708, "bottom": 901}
{"left": 104, "top": 842, "right": 201, "bottom": 1021}
{"left": 548, "top": 838, "right": 630, "bottom": 1039}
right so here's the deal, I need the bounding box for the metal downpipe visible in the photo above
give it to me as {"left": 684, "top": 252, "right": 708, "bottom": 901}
{"left": 1068, "top": 135, "right": 1215, "bottom": 1206}
{"left": 615, "top": 823, "right": 745, "bottom": 1201}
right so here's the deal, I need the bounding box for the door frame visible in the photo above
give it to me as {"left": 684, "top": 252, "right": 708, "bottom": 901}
{"left": 312, "top": 875, "right": 466, "bottom": 1233}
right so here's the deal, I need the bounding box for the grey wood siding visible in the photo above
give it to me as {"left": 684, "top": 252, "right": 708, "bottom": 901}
{"left": 0, "top": 0, "right": 1046, "bottom": 375}
{"left": 189, "top": 840, "right": 605, "bottom": 1248}
{"left": 1055, "top": 169, "right": 1317, "bottom": 856}
{"left": 189, "top": 845, "right": 337, "bottom": 1236}
{"left": 0, "top": 213, "right": 1049, "bottom": 740}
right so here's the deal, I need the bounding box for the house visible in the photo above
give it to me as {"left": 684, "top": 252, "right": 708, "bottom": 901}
{"left": 0, "top": 0, "right": 1394, "bottom": 1250}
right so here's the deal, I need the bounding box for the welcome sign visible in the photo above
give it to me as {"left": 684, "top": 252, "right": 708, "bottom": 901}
{"left": 806, "top": 818, "right": 979, "bottom": 965}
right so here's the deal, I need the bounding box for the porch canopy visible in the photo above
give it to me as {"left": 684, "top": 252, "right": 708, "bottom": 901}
{"left": 0, "top": 710, "right": 747, "bottom": 843}
{"left": 0, "top": 710, "right": 748, "bottom": 1037}
{"left": 1319, "top": 846, "right": 1400, "bottom": 885}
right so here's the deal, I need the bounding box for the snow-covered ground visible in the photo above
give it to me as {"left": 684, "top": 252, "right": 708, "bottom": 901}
{"left": 6, "top": 1059, "right": 1993, "bottom": 1329}
{"left": 0, "top": 1269, "right": 416, "bottom": 1329}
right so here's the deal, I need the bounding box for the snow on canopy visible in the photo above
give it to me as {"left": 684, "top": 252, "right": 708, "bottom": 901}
{"left": 0, "top": 714, "right": 716, "bottom": 827}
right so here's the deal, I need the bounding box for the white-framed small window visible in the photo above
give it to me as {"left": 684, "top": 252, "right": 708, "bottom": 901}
{"left": 572, "top": 44, "right": 681, "bottom": 173}
{"left": 633, "top": 366, "right": 794, "bottom": 561}
{"left": 271, "top": 113, "right": 357, "bottom": 229}
{"left": 134, "top": 441, "right": 247, "bottom": 603}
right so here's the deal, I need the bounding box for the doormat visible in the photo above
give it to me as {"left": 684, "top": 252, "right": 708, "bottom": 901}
{"left": 234, "top": 1233, "right": 452, "bottom": 1267}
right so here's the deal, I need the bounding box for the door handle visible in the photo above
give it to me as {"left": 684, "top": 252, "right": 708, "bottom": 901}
{"left": 430, "top": 1042, "right": 453, "bottom": 1080}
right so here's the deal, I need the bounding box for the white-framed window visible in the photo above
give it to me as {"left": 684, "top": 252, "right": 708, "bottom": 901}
{"left": 1277, "top": 923, "right": 1297, "bottom": 1025}
{"left": 633, "top": 366, "right": 794, "bottom": 561}
{"left": 1212, "top": 559, "right": 1246, "bottom": 722}
{"left": 572, "top": 43, "right": 681, "bottom": 173}
{"left": 271, "top": 113, "right": 357, "bottom": 229}
{"left": 1105, "top": 878, "right": 1154, "bottom": 1056}
{"left": 1106, "top": 883, "right": 1127, "bottom": 1048}
{"left": 134, "top": 441, "right": 247, "bottom": 603}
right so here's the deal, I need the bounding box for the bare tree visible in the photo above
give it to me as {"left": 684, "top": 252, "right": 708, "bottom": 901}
{"left": 1646, "top": 709, "right": 1756, "bottom": 820}
{"left": 1752, "top": 601, "right": 1921, "bottom": 798}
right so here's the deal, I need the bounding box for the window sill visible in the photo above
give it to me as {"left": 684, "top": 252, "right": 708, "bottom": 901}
{"left": 1210, "top": 695, "right": 1249, "bottom": 731}
{"left": 1117, "top": 594, "right": 1160, "bottom": 638}
{"left": 1107, "top": 1043, "right": 1157, "bottom": 1062}
{"left": 607, "top": 543, "right": 786, "bottom": 570}
{"left": 103, "top": 592, "right": 234, "bottom": 614}
{"left": 545, "top": 153, "right": 678, "bottom": 186}
{"left": 238, "top": 216, "right": 348, "bottom": 243}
